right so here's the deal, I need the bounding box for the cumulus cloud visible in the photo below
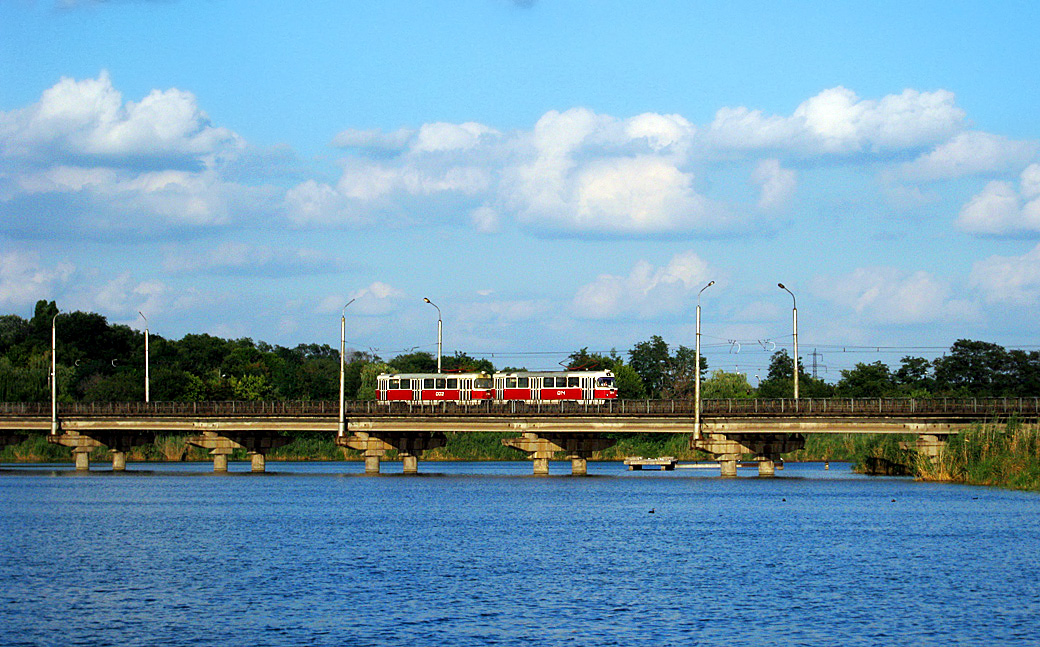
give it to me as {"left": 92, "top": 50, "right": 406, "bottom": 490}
{"left": 752, "top": 158, "right": 796, "bottom": 210}
{"left": 810, "top": 267, "right": 974, "bottom": 324}
{"left": 0, "top": 250, "right": 74, "bottom": 306}
{"left": 573, "top": 251, "right": 714, "bottom": 319}
{"left": 0, "top": 73, "right": 270, "bottom": 238}
{"left": 957, "top": 164, "right": 1040, "bottom": 235}
{"left": 900, "top": 132, "right": 1038, "bottom": 181}
{"left": 970, "top": 243, "right": 1040, "bottom": 306}
{"left": 706, "top": 87, "right": 964, "bottom": 155}
{"left": 0, "top": 71, "right": 241, "bottom": 167}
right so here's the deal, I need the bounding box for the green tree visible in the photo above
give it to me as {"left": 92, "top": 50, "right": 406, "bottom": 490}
{"left": 757, "top": 349, "right": 833, "bottom": 398}
{"left": 357, "top": 362, "right": 390, "bottom": 400}
{"left": 389, "top": 351, "right": 437, "bottom": 373}
{"left": 628, "top": 335, "right": 670, "bottom": 398}
{"left": 442, "top": 352, "right": 494, "bottom": 373}
{"left": 835, "top": 361, "right": 896, "bottom": 397}
{"left": 701, "top": 369, "right": 753, "bottom": 399}
{"left": 612, "top": 363, "right": 647, "bottom": 399}
{"left": 933, "top": 340, "right": 1011, "bottom": 396}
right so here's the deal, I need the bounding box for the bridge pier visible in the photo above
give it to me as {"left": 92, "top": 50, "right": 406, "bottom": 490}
{"left": 73, "top": 447, "right": 91, "bottom": 471}
{"left": 693, "top": 433, "right": 804, "bottom": 478}
{"left": 250, "top": 452, "right": 266, "bottom": 473}
{"left": 401, "top": 454, "right": 418, "bottom": 475}
{"left": 503, "top": 432, "right": 616, "bottom": 476}
{"left": 338, "top": 431, "right": 446, "bottom": 475}
{"left": 187, "top": 431, "right": 291, "bottom": 474}
{"left": 48, "top": 431, "right": 154, "bottom": 472}
{"left": 718, "top": 454, "right": 739, "bottom": 478}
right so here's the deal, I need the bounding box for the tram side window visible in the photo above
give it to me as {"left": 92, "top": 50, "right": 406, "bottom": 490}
{"left": 568, "top": 377, "right": 579, "bottom": 388}
{"left": 447, "top": 378, "right": 458, "bottom": 389}
{"left": 436, "top": 378, "right": 446, "bottom": 389}
{"left": 423, "top": 379, "right": 435, "bottom": 388}
{"left": 518, "top": 377, "right": 529, "bottom": 388}
{"left": 506, "top": 377, "right": 518, "bottom": 388}
{"left": 543, "top": 377, "right": 557, "bottom": 388}
{"left": 475, "top": 378, "right": 493, "bottom": 389}
{"left": 400, "top": 379, "right": 410, "bottom": 390}
{"left": 388, "top": 379, "right": 399, "bottom": 390}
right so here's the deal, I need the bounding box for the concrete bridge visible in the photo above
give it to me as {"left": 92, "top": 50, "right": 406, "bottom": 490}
{"left": 1, "top": 398, "right": 1035, "bottom": 476}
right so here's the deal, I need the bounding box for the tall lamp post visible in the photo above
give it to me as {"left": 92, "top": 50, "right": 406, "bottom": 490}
{"left": 778, "top": 283, "right": 798, "bottom": 400}
{"left": 338, "top": 298, "right": 356, "bottom": 438}
{"left": 694, "top": 280, "right": 715, "bottom": 440}
{"left": 50, "top": 312, "right": 63, "bottom": 435}
{"left": 138, "top": 311, "right": 150, "bottom": 403}
{"left": 423, "top": 298, "right": 442, "bottom": 373}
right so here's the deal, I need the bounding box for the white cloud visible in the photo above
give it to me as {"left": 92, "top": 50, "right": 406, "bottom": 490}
{"left": 0, "top": 71, "right": 241, "bottom": 164}
{"left": 410, "top": 122, "right": 500, "bottom": 153}
{"left": 752, "top": 158, "right": 796, "bottom": 210}
{"left": 706, "top": 87, "right": 964, "bottom": 155}
{"left": 0, "top": 74, "right": 269, "bottom": 238}
{"left": 318, "top": 282, "right": 407, "bottom": 317}
{"left": 0, "top": 250, "right": 74, "bottom": 306}
{"left": 970, "top": 243, "right": 1040, "bottom": 306}
{"left": 162, "top": 242, "right": 336, "bottom": 275}
{"left": 956, "top": 164, "right": 1040, "bottom": 235}
{"left": 92, "top": 272, "right": 168, "bottom": 318}
{"left": 573, "top": 251, "right": 714, "bottom": 319}
{"left": 332, "top": 127, "right": 414, "bottom": 153}
{"left": 810, "top": 267, "right": 974, "bottom": 324}
{"left": 900, "top": 131, "right": 1038, "bottom": 181}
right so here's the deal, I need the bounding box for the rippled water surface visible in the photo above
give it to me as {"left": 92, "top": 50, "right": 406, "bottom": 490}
{"left": 2, "top": 461, "right": 1038, "bottom": 646}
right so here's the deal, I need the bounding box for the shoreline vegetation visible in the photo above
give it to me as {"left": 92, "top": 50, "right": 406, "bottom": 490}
{"left": 4, "top": 426, "right": 1037, "bottom": 491}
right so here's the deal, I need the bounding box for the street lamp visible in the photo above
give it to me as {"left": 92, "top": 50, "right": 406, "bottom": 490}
{"left": 423, "top": 297, "right": 442, "bottom": 373}
{"left": 778, "top": 283, "right": 798, "bottom": 400}
{"left": 694, "top": 281, "right": 714, "bottom": 441}
{"left": 138, "top": 311, "right": 150, "bottom": 403}
{"left": 338, "top": 298, "right": 356, "bottom": 438}
{"left": 50, "top": 311, "right": 64, "bottom": 435}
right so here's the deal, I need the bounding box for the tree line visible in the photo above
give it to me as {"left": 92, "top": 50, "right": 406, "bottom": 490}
{"left": 1, "top": 301, "right": 1036, "bottom": 403}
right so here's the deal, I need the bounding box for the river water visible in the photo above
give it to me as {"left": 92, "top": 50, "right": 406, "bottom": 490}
{"left": 1, "top": 461, "right": 1038, "bottom": 646}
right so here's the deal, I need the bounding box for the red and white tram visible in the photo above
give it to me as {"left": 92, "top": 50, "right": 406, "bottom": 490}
{"left": 377, "top": 372, "right": 494, "bottom": 403}
{"left": 494, "top": 370, "right": 617, "bottom": 403}
{"left": 376, "top": 370, "right": 617, "bottom": 404}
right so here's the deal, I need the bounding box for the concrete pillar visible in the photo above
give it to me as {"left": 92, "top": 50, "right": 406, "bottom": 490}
{"left": 213, "top": 452, "right": 229, "bottom": 473}
{"left": 719, "top": 454, "right": 738, "bottom": 478}
{"left": 570, "top": 457, "right": 587, "bottom": 476}
{"left": 758, "top": 458, "right": 775, "bottom": 477}
{"left": 74, "top": 449, "right": 90, "bottom": 471}
{"left": 364, "top": 453, "right": 381, "bottom": 475}
{"left": 402, "top": 454, "right": 418, "bottom": 475}
{"left": 250, "top": 452, "right": 266, "bottom": 473}
{"left": 111, "top": 451, "right": 126, "bottom": 472}
{"left": 532, "top": 457, "right": 550, "bottom": 475}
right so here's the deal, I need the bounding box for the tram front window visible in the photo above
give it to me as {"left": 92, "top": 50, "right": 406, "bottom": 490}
{"left": 597, "top": 377, "right": 615, "bottom": 388}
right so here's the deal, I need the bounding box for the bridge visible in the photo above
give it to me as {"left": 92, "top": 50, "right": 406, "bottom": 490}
{"left": 1, "top": 398, "right": 1035, "bottom": 476}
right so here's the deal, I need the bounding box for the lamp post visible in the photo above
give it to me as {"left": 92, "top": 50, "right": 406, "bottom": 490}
{"left": 423, "top": 298, "right": 442, "bottom": 373}
{"left": 778, "top": 283, "right": 798, "bottom": 400}
{"left": 138, "top": 311, "right": 150, "bottom": 403}
{"left": 50, "top": 312, "right": 63, "bottom": 436}
{"left": 338, "top": 298, "right": 355, "bottom": 438}
{"left": 694, "top": 281, "right": 715, "bottom": 441}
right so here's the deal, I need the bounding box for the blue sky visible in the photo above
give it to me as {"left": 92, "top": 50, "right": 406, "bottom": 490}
{"left": 2, "top": 0, "right": 1039, "bottom": 378}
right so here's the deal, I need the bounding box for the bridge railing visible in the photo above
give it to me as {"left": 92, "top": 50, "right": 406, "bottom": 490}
{"left": 1, "top": 398, "right": 1038, "bottom": 418}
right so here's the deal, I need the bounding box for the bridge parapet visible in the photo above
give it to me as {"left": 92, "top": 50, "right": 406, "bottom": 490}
{"left": 3, "top": 397, "right": 1037, "bottom": 419}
